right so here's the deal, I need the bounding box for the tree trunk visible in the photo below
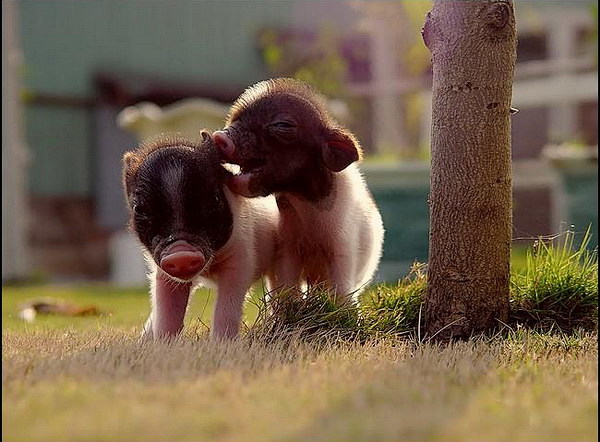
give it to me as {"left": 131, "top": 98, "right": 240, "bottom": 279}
{"left": 422, "top": 0, "right": 517, "bottom": 339}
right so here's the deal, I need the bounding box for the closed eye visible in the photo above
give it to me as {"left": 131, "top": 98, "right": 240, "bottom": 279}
{"left": 270, "top": 121, "right": 296, "bottom": 129}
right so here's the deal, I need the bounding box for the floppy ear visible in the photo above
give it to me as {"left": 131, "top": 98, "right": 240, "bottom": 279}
{"left": 321, "top": 128, "right": 362, "bottom": 172}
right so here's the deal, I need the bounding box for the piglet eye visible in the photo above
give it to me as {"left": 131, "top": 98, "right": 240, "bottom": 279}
{"left": 271, "top": 121, "right": 296, "bottom": 129}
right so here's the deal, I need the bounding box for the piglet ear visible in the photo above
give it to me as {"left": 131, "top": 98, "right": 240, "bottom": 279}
{"left": 321, "top": 128, "right": 362, "bottom": 172}
{"left": 122, "top": 152, "right": 139, "bottom": 202}
{"left": 199, "top": 129, "right": 211, "bottom": 143}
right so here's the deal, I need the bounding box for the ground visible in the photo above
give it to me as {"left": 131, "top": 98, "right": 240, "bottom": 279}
{"left": 2, "top": 284, "right": 598, "bottom": 442}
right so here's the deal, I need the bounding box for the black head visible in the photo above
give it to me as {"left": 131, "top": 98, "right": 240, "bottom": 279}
{"left": 122, "top": 131, "right": 233, "bottom": 281}
{"left": 213, "top": 78, "right": 362, "bottom": 201}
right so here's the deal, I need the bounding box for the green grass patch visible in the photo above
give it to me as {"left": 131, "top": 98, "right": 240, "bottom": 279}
{"left": 247, "top": 285, "right": 361, "bottom": 344}
{"left": 2, "top": 284, "right": 149, "bottom": 331}
{"left": 510, "top": 228, "right": 598, "bottom": 332}
{"left": 250, "top": 229, "right": 598, "bottom": 341}
{"left": 359, "top": 262, "right": 425, "bottom": 335}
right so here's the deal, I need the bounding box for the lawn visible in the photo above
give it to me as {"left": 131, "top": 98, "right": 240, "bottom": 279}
{"left": 2, "top": 283, "right": 260, "bottom": 333}
{"left": 0, "top": 246, "right": 533, "bottom": 335}
{"left": 2, "top": 326, "right": 597, "bottom": 441}
{"left": 2, "top": 234, "right": 598, "bottom": 442}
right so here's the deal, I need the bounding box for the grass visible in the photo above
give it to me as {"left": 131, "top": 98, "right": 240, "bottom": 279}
{"left": 2, "top": 230, "right": 598, "bottom": 441}
{"left": 359, "top": 262, "right": 426, "bottom": 336}
{"left": 2, "top": 329, "right": 597, "bottom": 441}
{"left": 2, "top": 283, "right": 264, "bottom": 334}
{"left": 259, "top": 229, "right": 596, "bottom": 339}
{"left": 510, "top": 228, "right": 598, "bottom": 331}
{"left": 247, "top": 229, "right": 596, "bottom": 342}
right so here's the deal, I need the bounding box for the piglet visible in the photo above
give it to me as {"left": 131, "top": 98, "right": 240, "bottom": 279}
{"left": 122, "top": 131, "right": 279, "bottom": 340}
{"left": 213, "top": 78, "right": 384, "bottom": 304}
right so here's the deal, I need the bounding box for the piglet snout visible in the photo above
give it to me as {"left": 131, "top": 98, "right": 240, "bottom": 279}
{"left": 160, "top": 241, "right": 206, "bottom": 280}
{"left": 212, "top": 131, "right": 236, "bottom": 161}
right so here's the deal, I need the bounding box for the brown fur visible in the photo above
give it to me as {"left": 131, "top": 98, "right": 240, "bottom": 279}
{"left": 215, "top": 79, "right": 363, "bottom": 202}
{"left": 227, "top": 78, "right": 362, "bottom": 162}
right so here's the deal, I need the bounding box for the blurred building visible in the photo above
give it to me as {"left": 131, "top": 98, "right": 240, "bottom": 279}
{"left": 2, "top": 1, "right": 597, "bottom": 282}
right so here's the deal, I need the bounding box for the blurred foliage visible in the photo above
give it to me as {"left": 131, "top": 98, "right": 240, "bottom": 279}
{"left": 258, "top": 2, "right": 433, "bottom": 88}
{"left": 257, "top": 2, "right": 434, "bottom": 158}
{"left": 258, "top": 26, "right": 348, "bottom": 97}
{"left": 396, "top": 2, "right": 432, "bottom": 76}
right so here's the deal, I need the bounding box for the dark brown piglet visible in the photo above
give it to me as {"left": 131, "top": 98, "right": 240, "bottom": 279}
{"left": 213, "top": 78, "right": 384, "bottom": 304}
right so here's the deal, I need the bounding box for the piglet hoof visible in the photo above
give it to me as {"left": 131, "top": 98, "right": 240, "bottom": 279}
{"left": 138, "top": 333, "right": 152, "bottom": 345}
{"left": 137, "top": 319, "right": 154, "bottom": 344}
{"left": 210, "top": 325, "right": 240, "bottom": 341}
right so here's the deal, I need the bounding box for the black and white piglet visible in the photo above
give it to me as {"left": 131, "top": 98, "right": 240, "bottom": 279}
{"left": 122, "top": 132, "right": 279, "bottom": 339}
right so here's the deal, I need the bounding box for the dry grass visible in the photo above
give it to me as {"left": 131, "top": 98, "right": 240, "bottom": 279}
{"left": 3, "top": 231, "right": 597, "bottom": 441}
{"left": 2, "top": 328, "right": 597, "bottom": 442}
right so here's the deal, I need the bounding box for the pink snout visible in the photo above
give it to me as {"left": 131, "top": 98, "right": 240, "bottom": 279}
{"left": 160, "top": 242, "right": 206, "bottom": 280}
{"left": 212, "top": 131, "right": 236, "bottom": 161}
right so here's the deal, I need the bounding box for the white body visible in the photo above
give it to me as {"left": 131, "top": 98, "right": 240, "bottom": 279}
{"left": 273, "top": 164, "right": 384, "bottom": 302}
{"left": 142, "top": 188, "right": 279, "bottom": 340}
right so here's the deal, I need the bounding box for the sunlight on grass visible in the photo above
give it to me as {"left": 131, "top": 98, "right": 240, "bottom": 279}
{"left": 1, "top": 284, "right": 264, "bottom": 333}
{"left": 248, "top": 229, "right": 597, "bottom": 341}
{"left": 2, "top": 329, "right": 597, "bottom": 442}
{"left": 2, "top": 230, "right": 598, "bottom": 442}
{"left": 359, "top": 262, "right": 425, "bottom": 335}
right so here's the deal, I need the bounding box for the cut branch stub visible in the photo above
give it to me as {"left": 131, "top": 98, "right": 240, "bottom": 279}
{"left": 485, "top": 2, "right": 510, "bottom": 30}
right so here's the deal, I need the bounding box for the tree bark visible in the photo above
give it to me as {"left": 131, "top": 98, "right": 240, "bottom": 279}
{"left": 422, "top": 0, "right": 517, "bottom": 339}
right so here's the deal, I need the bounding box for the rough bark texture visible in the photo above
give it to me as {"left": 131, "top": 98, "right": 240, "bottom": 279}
{"left": 422, "top": 0, "right": 517, "bottom": 339}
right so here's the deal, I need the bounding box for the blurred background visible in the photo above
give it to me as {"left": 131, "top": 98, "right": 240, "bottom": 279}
{"left": 3, "top": 0, "right": 598, "bottom": 286}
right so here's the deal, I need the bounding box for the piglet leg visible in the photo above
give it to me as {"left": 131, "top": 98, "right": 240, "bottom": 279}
{"left": 273, "top": 251, "right": 303, "bottom": 290}
{"left": 212, "top": 270, "right": 253, "bottom": 339}
{"left": 329, "top": 254, "right": 357, "bottom": 306}
{"left": 142, "top": 271, "right": 192, "bottom": 340}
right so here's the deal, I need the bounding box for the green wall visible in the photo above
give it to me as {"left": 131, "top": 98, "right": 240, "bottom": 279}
{"left": 20, "top": 1, "right": 294, "bottom": 195}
